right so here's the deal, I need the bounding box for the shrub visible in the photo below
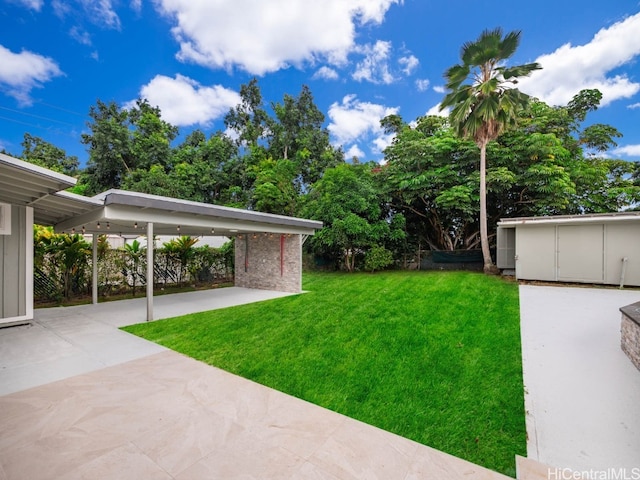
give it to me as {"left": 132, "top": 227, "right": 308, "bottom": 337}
{"left": 364, "top": 245, "right": 394, "bottom": 272}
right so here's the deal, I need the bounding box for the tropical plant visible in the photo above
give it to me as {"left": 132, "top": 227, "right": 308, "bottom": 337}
{"left": 440, "top": 28, "right": 541, "bottom": 273}
{"left": 162, "top": 236, "right": 199, "bottom": 285}
{"left": 120, "top": 239, "right": 146, "bottom": 296}
{"left": 52, "top": 234, "right": 92, "bottom": 300}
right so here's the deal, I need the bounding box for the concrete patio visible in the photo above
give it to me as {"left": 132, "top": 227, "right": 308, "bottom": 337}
{"left": 0, "top": 288, "right": 296, "bottom": 396}
{"left": 1, "top": 283, "right": 638, "bottom": 478}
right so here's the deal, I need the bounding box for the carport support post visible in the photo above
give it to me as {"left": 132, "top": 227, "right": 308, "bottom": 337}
{"left": 92, "top": 233, "right": 98, "bottom": 305}
{"left": 146, "top": 222, "right": 154, "bottom": 322}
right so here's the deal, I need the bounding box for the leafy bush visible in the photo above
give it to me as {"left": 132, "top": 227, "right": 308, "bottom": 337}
{"left": 364, "top": 245, "right": 394, "bottom": 272}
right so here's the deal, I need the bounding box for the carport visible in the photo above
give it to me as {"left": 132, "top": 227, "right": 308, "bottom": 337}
{"left": 0, "top": 154, "right": 322, "bottom": 326}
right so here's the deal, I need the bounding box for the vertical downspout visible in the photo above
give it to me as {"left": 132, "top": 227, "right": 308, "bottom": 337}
{"left": 280, "top": 234, "right": 285, "bottom": 276}
{"left": 620, "top": 257, "right": 629, "bottom": 289}
{"left": 245, "top": 235, "right": 249, "bottom": 273}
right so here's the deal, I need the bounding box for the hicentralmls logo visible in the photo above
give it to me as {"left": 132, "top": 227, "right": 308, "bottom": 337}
{"left": 548, "top": 468, "right": 640, "bottom": 480}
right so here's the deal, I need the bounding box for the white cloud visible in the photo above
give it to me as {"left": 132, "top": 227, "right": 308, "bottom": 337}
{"left": 327, "top": 94, "right": 399, "bottom": 153}
{"left": 52, "top": 0, "right": 121, "bottom": 29}
{"left": 628, "top": 102, "right": 640, "bottom": 109}
{"left": 52, "top": 0, "right": 72, "bottom": 18}
{"left": 352, "top": 40, "right": 395, "bottom": 84}
{"left": 313, "top": 66, "right": 339, "bottom": 80}
{"left": 415, "top": 78, "right": 430, "bottom": 92}
{"left": 398, "top": 54, "right": 419, "bottom": 75}
{"left": 0, "top": 45, "right": 63, "bottom": 105}
{"left": 518, "top": 12, "right": 640, "bottom": 106}
{"left": 130, "top": 74, "right": 241, "bottom": 127}
{"left": 372, "top": 132, "right": 395, "bottom": 153}
{"left": 14, "top": 0, "right": 43, "bottom": 10}
{"left": 345, "top": 144, "right": 365, "bottom": 159}
{"left": 612, "top": 145, "right": 640, "bottom": 157}
{"left": 154, "top": 0, "right": 401, "bottom": 75}
{"left": 83, "top": 0, "right": 121, "bottom": 29}
{"left": 70, "top": 26, "right": 92, "bottom": 46}
{"left": 426, "top": 103, "right": 449, "bottom": 117}
{"left": 433, "top": 85, "right": 446, "bottom": 94}
{"left": 130, "top": 0, "right": 142, "bottom": 13}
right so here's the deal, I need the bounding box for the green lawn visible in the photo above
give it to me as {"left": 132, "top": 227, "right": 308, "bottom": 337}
{"left": 123, "top": 271, "right": 525, "bottom": 475}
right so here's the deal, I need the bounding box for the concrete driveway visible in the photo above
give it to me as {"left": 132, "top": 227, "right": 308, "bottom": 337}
{"left": 519, "top": 284, "right": 640, "bottom": 471}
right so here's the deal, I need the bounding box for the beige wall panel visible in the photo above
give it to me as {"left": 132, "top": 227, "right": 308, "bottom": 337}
{"left": 604, "top": 223, "right": 640, "bottom": 287}
{"left": 516, "top": 226, "right": 557, "bottom": 281}
{"left": 557, "top": 225, "right": 604, "bottom": 283}
{"left": 1, "top": 206, "right": 26, "bottom": 318}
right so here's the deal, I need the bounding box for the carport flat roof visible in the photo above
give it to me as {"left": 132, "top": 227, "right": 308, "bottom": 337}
{"left": 54, "top": 189, "right": 323, "bottom": 236}
{"left": 498, "top": 211, "right": 640, "bottom": 226}
{"left": 1, "top": 153, "right": 322, "bottom": 236}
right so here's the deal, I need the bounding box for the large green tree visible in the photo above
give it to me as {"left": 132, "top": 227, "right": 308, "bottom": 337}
{"left": 224, "top": 78, "right": 269, "bottom": 154}
{"left": 21, "top": 133, "right": 79, "bottom": 176}
{"left": 440, "top": 28, "right": 541, "bottom": 273}
{"left": 80, "top": 99, "right": 179, "bottom": 195}
{"left": 81, "top": 100, "right": 134, "bottom": 194}
{"left": 304, "top": 163, "right": 405, "bottom": 271}
{"left": 383, "top": 90, "right": 640, "bottom": 254}
{"left": 129, "top": 99, "right": 178, "bottom": 171}
{"left": 268, "top": 85, "right": 343, "bottom": 189}
{"left": 382, "top": 115, "right": 481, "bottom": 251}
{"left": 125, "top": 130, "right": 243, "bottom": 206}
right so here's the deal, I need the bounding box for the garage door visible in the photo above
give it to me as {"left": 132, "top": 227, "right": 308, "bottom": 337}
{"left": 557, "top": 225, "right": 603, "bottom": 283}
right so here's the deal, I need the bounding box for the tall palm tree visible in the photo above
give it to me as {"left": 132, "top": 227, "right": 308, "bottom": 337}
{"left": 440, "top": 28, "right": 541, "bottom": 273}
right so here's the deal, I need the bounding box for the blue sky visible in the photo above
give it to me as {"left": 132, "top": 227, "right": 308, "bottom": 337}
{"left": 1, "top": 0, "right": 640, "bottom": 167}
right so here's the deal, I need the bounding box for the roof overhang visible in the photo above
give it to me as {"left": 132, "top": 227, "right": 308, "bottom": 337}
{"left": 54, "top": 189, "right": 323, "bottom": 237}
{"left": 498, "top": 211, "right": 640, "bottom": 227}
{"left": 0, "top": 153, "right": 79, "bottom": 224}
{"left": 0, "top": 153, "right": 322, "bottom": 236}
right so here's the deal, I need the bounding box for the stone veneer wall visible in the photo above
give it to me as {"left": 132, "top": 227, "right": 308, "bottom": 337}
{"left": 234, "top": 234, "right": 302, "bottom": 293}
{"left": 620, "top": 301, "right": 640, "bottom": 372}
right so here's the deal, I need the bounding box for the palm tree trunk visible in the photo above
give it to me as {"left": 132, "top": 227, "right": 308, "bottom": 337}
{"left": 479, "top": 142, "right": 494, "bottom": 273}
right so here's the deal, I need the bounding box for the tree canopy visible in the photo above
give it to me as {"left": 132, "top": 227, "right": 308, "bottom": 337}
{"left": 11, "top": 76, "right": 640, "bottom": 272}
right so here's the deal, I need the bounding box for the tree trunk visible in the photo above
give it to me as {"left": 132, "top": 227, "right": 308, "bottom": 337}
{"left": 479, "top": 142, "right": 496, "bottom": 274}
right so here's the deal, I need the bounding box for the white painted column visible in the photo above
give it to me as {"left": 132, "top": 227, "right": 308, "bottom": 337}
{"left": 25, "top": 206, "right": 34, "bottom": 321}
{"left": 146, "top": 222, "right": 154, "bottom": 322}
{"left": 92, "top": 233, "right": 98, "bottom": 304}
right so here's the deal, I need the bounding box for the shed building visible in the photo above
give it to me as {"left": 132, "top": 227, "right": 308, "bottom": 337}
{"left": 497, "top": 212, "right": 640, "bottom": 287}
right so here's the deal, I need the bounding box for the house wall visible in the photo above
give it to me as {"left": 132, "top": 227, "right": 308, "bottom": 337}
{"left": 0, "top": 205, "right": 31, "bottom": 323}
{"left": 234, "top": 234, "right": 302, "bottom": 293}
{"left": 505, "top": 221, "right": 640, "bottom": 287}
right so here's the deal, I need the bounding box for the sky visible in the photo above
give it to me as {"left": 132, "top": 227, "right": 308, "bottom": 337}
{"left": 1, "top": 0, "right": 640, "bottom": 167}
